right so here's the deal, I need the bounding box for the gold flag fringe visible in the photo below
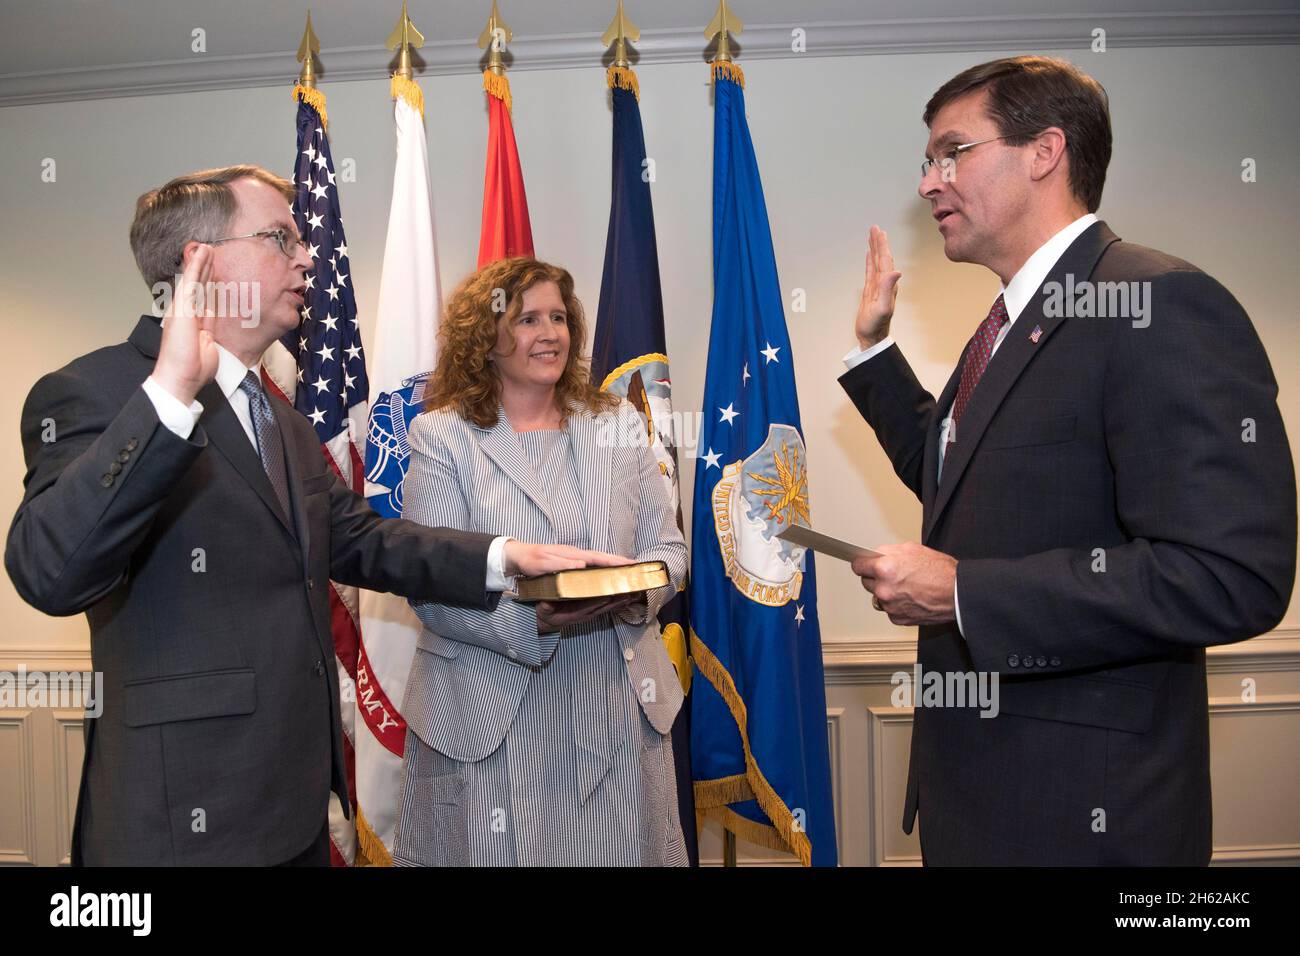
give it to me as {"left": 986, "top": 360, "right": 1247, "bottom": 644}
{"left": 662, "top": 622, "right": 692, "bottom": 696}
{"left": 606, "top": 65, "right": 640, "bottom": 101}
{"left": 391, "top": 74, "right": 425, "bottom": 118}
{"left": 483, "top": 69, "right": 513, "bottom": 112}
{"left": 292, "top": 83, "right": 328, "bottom": 128}
{"left": 700, "top": 805, "right": 798, "bottom": 855}
{"left": 353, "top": 804, "right": 393, "bottom": 866}
{"left": 690, "top": 628, "right": 813, "bottom": 866}
{"left": 710, "top": 60, "right": 745, "bottom": 88}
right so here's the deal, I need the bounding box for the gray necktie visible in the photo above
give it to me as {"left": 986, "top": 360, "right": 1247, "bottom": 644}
{"left": 238, "top": 371, "right": 292, "bottom": 521}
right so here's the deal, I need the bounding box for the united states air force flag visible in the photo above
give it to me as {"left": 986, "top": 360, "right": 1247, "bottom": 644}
{"left": 688, "top": 61, "right": 837, "bottom": 867}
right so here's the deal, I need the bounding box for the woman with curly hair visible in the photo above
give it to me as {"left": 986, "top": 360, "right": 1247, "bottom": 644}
{"left": 392, "top": 257, "right": 689, "bottom": 866}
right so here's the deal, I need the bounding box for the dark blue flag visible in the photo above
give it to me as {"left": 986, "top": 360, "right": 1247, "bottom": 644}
{"left": 591, "top": 65, "right": 698, "bottom": 865}
{"left": 688, "top": 63, "right": 837, "bottom": 866}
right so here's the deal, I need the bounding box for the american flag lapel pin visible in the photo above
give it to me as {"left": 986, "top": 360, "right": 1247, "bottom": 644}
{"left": 1029, "top": 325, "right": 1043, "bottom": 343}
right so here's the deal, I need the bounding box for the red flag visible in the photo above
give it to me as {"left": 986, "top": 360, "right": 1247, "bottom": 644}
{"left": 477, "top": 71, "right": 533, "bottom": 267}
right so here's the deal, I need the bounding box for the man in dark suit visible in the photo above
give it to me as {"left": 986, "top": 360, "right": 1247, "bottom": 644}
{"left": 6, "top": 165, "right": 620, "bottom": 866}
{"left": 841, "top": 56, "right": 1295, "bottom": 865}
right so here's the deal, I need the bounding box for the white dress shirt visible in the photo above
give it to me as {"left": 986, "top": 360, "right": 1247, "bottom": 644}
{"left": 842, "top": 213, "right": 1099, "bottom": 633}
{"left": 142, "top": 345, "right": 512, "bottom": 590}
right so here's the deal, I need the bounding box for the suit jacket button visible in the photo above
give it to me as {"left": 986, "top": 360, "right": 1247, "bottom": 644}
{"left": 127, "top": 438, "right": 139, "bottom": 451}
{"left": 1036, "top": 657, "right": 1047, "bottom": 668}
{"left": 100, "top": 474, "right": 114, "bottom": 488}
{"left": 307, "top": 577, "right": 314, "bottom": 590}
{"left": 1050, "top": 657, "right": 1061, "bottom": 667}
{"left": 108, "top": 461, "right": 123, "bottom": 475}
{"left": 1022, "top": 656, "right": 1035, "bottom": 668}
{"left": 1007, "top": 654, "right": 1020, "bottom": 667}
{"left": 314, "top": 660, "right": 325, "bottom": 677}
{"left": 117, "top": 450, "right": 131, "bottom": 463}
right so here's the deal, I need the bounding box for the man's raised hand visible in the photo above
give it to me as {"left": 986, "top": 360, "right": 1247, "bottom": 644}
{"left": 153, "top": 243, "right": 219, "bottom": 406}
{"left": 855, "top": 225, "right": 903, "bottom": 350}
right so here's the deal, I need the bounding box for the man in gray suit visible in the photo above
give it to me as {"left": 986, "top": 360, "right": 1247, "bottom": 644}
{"left": 5, "top": 165, "right": 618, "bottom": 866}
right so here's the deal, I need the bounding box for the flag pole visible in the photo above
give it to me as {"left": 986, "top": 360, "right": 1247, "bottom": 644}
{"left": 706, "top": 0, "right": 741, "bottom": 62}
{"left": 386, "top": 0, "right": 424, "bottom": 83}
{"left": 350, "top": 1, "right": 437, "bottom": 868}
{"left": 602, "top": 0, "right": 640, "bottom": 99}
{"left": 597, "top": 0, "right": 700, "bottom": 867}
{"left": 386, "top": 0, "right": 425, "bottom": 116}
{"left": 296, "top": 11, "right": 319, "bottom": 88}
{"left": 477, "top": 0, "right": 514, "bottom": 111}
{"left": 276, "top": 11, "right": 373, "bottom": 867}
{"left": 705, "top": 0, "right": 744, "bottom": 872}
{"left": 602, "top": 0, "right": 638, "bottom": 70}
{"left": 292, "top": 11, "right": 327, "bottom": 126}
{"left": 475, "top": 0, "right": 532, "bottom": 266}
{"left": 479, "top": 0, "right": 511, "bottom": 76}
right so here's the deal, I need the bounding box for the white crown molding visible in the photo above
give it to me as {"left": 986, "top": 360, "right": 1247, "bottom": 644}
{"left": 1, "top": 11, "right": 1297, "bottom": 108}
{"left": 0, "top": 647, "right": 93, "bottom": 673}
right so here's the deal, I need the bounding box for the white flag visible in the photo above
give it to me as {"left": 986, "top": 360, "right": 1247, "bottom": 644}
{"left": 354, "top": 78, "right": 440, "bottom": 865}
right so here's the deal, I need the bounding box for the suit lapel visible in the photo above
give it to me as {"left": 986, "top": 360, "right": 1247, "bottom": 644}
{"left": 128, "top": 314, "right": 163, "bottom": 357}
{"left": 567, "top": 406, "right": 612, "bottom": 553}
{"left": 475, "top": 406, "right": 556, "bottom": 532}
{"left": 270, "top": 396, "right": 336, "bottom": 663}
{"left": 269, "top": 389, "right": 311, "bottom": 570}
{"left": 924, "top": 221, "right": 1120, "bottom": 541}
{"left": 921, "top": 362, "right": 963, "bottom": 530}
{"left": 196, "top": 380, "right": 297, "bottom": 538}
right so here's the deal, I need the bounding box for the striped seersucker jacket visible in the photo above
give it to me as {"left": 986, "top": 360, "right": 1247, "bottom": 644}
{"left": 399, "top": 397, "right": 687, "bottom": 804}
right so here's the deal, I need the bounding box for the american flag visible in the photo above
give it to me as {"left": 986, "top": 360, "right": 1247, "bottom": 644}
{"left": 262, "top": 91, "right": 369, "bottom": 866}
{"left": 281, "top": 107, "right": 369, "bottom": 437}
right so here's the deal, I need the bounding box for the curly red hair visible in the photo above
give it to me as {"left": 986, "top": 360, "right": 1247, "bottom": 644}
{"left": 424, "top": 257, "right": 620, "bottom": 428}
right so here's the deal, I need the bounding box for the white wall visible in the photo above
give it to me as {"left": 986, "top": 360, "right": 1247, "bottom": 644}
{"left": 1, "top": 42, "right": 1297, "bottom": 656}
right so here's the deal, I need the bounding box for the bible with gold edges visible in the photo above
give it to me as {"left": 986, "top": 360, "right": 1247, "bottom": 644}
{"left": 511, "top": 561, "right": 669, "bottom": 602}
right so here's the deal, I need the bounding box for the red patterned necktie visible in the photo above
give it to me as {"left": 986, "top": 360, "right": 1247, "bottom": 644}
{"left": 947, "top": 293, "right": 1010, "bottom": 447}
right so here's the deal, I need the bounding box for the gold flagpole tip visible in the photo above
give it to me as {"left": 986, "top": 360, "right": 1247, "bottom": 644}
{"left": 296, "top": 10, "right": 321, "bottom": 88}
{"left": 601, "top": 0, "right": 641, "bottom": 71}
{"left": 386, "top": 0, "right": 426, "bottom": 81}
{"left": 478, "top": 0, "right": 513, "bottom": 76}
{"left": 705, "top": 0, "right": 743, "bottom": 63}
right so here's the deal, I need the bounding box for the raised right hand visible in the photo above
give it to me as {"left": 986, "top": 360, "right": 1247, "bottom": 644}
{"left": 854, "top": 225, "right": 903, "bottom": 350}
{"left": 153, "top": 243, "right": 220, "bottom": 406}
{"left": 502, "top": 541, "right": 633, "bottom": 579}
